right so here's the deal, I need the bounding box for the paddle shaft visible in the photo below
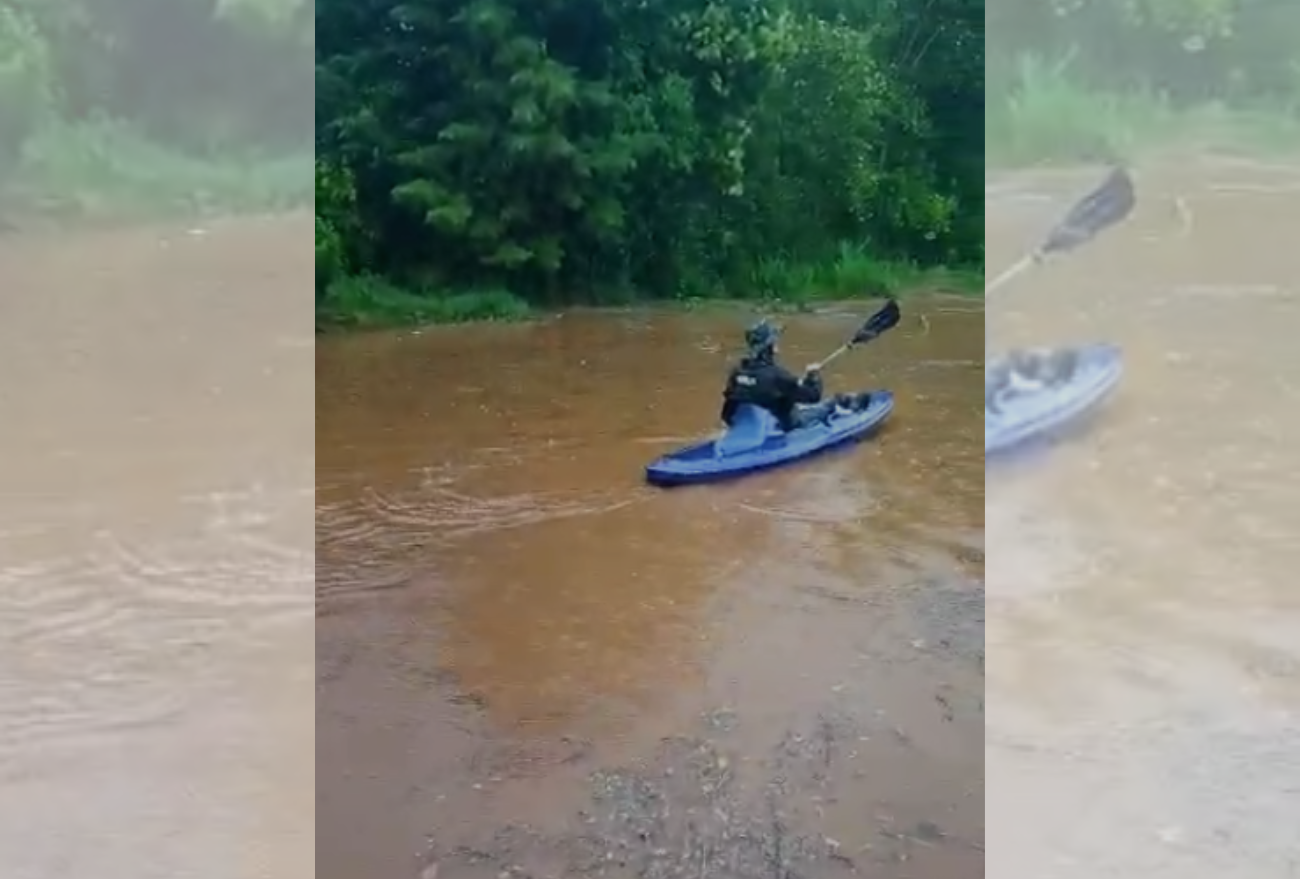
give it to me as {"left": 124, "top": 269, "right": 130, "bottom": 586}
{"left": 986, "top": 167, "right": 1135, "bottom": 298}
{"left": 810, "top": 328, "right": 885, "bottom": 372}
{"left": 812, "top": 342, "right": 853, "bottom": 372}
{"left": 984, "top": 252, "right": 1041, "bottom": 298}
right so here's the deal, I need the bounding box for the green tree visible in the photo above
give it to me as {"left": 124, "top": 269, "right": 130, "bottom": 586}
{"left": 316, "top": 0, "right": 984, "bottom": 318}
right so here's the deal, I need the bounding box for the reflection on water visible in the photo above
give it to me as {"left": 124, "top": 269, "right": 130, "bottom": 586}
{"left": 0, "top": 218, "right": 314, "bottom": 879}
{"left": 987, "top": 160, "right": 1300, "bottom": 878}
{"left": 316, "top": 300, "right": 984, "bottom": 879}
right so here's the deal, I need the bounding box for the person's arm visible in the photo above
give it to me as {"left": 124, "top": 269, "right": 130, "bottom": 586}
{"left": 774, "top": 364, "right": 823, "bottom": 403}
{"left": 797, "top": 368, "right": 823, "bottom": 403}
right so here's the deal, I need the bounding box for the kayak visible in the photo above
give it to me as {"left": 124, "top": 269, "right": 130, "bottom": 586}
{"left": 645, "top": 390, "right": 895, "bottom": 487}
{"left": 986, "top": 342, "right": 1123, "bottom": 456}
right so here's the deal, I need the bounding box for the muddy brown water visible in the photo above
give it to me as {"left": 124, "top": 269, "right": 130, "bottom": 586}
{"left": 317, "top": 300, "right": 984, "bottom": 878}
{"left": 987, "top": 158, "right": 1300, "bottom": 877}
{"left": 0, "top": 217, "right": 315, "bottom": 878}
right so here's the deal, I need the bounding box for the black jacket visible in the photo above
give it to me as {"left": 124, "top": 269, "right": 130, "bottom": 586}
{"left": 720, "top": 354, "right": 823, "bottom": 430}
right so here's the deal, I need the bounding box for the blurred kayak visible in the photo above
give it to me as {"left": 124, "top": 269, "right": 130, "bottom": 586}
{"left": 986, "top": 343, "right": 1123, "bottom": 456}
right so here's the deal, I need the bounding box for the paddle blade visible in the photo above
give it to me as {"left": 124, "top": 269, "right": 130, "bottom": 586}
{"left": 851, "top": 298, "right": 901, "bottom": 344}
{"left": 1040, "top": 166, "right": 1136, "bottom": 257}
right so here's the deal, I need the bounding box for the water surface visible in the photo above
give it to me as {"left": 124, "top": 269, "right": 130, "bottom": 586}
{"left": 0, "top": 217, "right": 315, "bottom": 879}
{"left": 987, "top": 159, "right": 1300, "bottom": 878}
{"left": 317, "top": 299, "right": 985, "bottom": 878}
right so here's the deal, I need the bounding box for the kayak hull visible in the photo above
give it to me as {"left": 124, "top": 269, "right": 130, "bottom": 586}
{"left": 645, "top": 390, "right": 895, "bottom": 487}
{"left": 985, "top": 343, "right": 1123, "bottom": 456}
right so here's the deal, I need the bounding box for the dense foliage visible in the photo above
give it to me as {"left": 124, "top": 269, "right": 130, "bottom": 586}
{"left": 0, "top": 0, "right": 312, "bottom": 217}
{"left": 316, "top": 0, "right": 983, "bottom": 320}
{"left": 989, "top": 0, "right": 1300, "bottom": 103}
{"left": 987, "top": 0, "right": 1300, "bottom": 165}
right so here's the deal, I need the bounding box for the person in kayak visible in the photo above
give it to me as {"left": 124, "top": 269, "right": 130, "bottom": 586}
{"left": 721, "top": 320, "right": 864, "bottom": 431}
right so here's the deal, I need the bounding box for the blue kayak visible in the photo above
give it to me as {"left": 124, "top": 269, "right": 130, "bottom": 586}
{"left": 645, "top": 390, "right": 895, "bottom": 487}
{"left": 986, "top": 343, "right": 1123, "bottom": 456}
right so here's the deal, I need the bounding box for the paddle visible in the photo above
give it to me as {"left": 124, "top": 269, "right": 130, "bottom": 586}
{"left": 986, "top": 165, "right": 1137, "bottom": 297}
{"left": 809, "top": 297, "right": 901, "bottom": 372}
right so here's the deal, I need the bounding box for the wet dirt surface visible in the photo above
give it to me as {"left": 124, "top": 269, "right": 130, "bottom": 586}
{"left": 0, "top": 217, "right": 315, "bottom": 878}
{"left": 316, "top": 299, "right": 984, "bottom": 879}
{"left": 987, "top": 159, "right": 1300, "bottom": 877}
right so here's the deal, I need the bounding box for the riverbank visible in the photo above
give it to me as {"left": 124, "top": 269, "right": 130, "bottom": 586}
{"left": 314, "top": 262, "right": 983, "bottom": 333}
{"left": 986, "top": 58, "right": 1300, "bottom": 168}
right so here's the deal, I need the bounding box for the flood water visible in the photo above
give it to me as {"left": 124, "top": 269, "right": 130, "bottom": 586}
{"left": 317, "top": 299, "right": 984, "bottom": 878}
{"left": 987, "top": 158, "right": 1300, "bottom": 877}
{"left": 0, "top": 218, "right": 315, "bottom": 878}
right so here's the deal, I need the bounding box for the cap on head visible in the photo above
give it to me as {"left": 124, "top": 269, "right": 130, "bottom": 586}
{"left": 745, "top": 319, "right": 780, "bottom": 355}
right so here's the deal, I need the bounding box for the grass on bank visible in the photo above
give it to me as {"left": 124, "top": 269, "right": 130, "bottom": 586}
{"left": 740, "top": 241, "right": 981, "bottom": 304}
{"left": 987, "top": 53, "right": 1300, "bottom": 167}
{"left": 2, "top": 117, "right": 312, "bottom": 222}
{"left": 317, "top": 275, "right": 533, "bottom": 330}
{"left": 316, "top": 244, "right": 983, "bottom": 331}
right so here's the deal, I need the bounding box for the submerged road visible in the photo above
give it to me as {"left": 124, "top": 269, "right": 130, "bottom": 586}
{"left": 317, "top": 300, "right": 984, "bottom": 878}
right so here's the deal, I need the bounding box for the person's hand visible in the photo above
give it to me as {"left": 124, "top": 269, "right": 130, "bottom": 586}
{"left": 804, "top": 363, "right": 822, "bottom": 377}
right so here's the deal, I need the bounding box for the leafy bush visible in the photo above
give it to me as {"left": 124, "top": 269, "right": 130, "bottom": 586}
{"left": 9, "top": 118, "right": 310, "bottom": 218}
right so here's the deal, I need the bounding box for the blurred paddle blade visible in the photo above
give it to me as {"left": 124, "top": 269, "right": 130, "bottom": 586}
{"left": 852, "top": 298, "right": 901, "bottom": 344}
{"left": 1041, "top": 166, "right": 1136, "bottom": 256}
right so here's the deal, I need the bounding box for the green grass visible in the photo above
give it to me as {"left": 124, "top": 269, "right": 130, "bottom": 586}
{"left": 987, "top": 53, "right": 1300, "bottom": 167}
{"left": 4, "top": 117, "right": 312, "bottom": 220}
{"left": 316, "top": 249, "right": 981, "bottom": 332}
{"left": 735, "top": 242, "right": 981, "bottom": 306}
{"left": 316, "top": 275, "right": 533, "bottom": 332}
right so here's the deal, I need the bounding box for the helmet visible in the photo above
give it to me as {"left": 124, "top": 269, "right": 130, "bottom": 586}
{"left": 744, "top": 319, "right": 780, "bottom": 354}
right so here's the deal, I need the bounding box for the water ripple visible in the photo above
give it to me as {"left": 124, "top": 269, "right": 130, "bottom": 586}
{"left": 316, "top": 480, "right": 643, "bottom": 605}
{"left": 0, "top": 483, "right": 310, "bottom": 759}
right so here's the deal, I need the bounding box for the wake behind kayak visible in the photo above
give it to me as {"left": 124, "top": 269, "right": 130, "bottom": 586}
{"left": 986, "top": 343, "right": 1123, "bottom": 456}
{"left": 645, "top": 390, "right": 895, "bottom": 487}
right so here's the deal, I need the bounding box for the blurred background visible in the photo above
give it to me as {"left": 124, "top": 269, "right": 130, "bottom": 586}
{"left": 987, "top": 2, "right": 1300, "bottom": 877}
{"left": 0, "top": 0, "right": 312, "bottom": 222}
{"left": 0, "top": 2, "right": 314, "bottom": 878}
